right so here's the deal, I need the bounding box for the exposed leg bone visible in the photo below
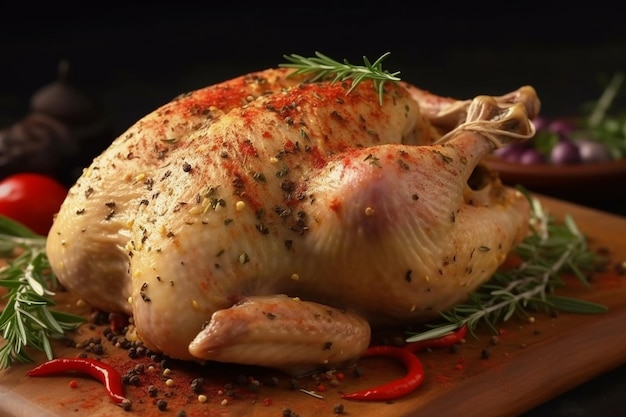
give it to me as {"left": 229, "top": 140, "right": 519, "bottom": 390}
{"left": 403, "top": 83, "right": 540, "bottom": 136}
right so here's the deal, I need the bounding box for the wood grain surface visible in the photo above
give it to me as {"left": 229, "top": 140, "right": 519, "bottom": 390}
{"left": 0, "top": 194, "right": 625, "bottom": 417}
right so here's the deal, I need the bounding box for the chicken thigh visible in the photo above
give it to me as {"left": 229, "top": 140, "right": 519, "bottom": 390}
{"left": 47, "top": 68, "right": 539, "bottom": 374}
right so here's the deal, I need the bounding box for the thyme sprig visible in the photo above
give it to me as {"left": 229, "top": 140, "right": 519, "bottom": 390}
{"left": 406, "top": 192, "right": 608, "bottom": 343}
{"left": 0, "top": 216, "right": 86, "bottom": 369}
{"left": 280, "top": 51, "right": 401, "bottom": 105}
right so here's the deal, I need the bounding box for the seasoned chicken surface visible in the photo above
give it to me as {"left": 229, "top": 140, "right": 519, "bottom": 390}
{"left": 47, "top": 68, "right": 540, "bottom": 374}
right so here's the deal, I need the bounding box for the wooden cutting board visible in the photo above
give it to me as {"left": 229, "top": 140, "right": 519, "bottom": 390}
{"left": 0, "top": 194, "right": 625, "bottom": 417}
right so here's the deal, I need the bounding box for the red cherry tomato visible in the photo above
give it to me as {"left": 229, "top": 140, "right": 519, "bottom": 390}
{"left": 0, "top": 173, "right": 68, "bottom": 236}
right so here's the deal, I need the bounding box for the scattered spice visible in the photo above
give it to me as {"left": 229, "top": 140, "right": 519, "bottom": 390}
{"left": 157, "top": 399, "right": 168, "bottom": 411}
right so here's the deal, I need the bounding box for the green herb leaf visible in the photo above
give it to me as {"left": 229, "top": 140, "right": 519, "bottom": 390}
{"left": 0, "top": 215, "right": 39, "bottom": 238}
{"left": 546, "top": 295, "right": 609, "bottom": 314}
{"left": 0, "top": 216, "right": 86, "bottom": 369}
{"left": 533, "top": 130, "right": 560, "bottom": 156}
{"left": 403, "top": 323, "right": 460, "bottom": 343}
{"left": 574, "top": 71, "right": 626, "bottom": 160}
{"left": 280, "top": 51, "right": 401, "bottom": 105}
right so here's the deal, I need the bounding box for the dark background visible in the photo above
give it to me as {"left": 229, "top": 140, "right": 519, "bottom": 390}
{"left": 1, "top": 3, "right": 625, "bottom": 416}
{"left": 2, "top": 3, "right": 626, "bottom": 136}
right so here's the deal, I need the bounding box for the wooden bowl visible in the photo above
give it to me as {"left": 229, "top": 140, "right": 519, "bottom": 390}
{"left": 483, "top": 156, "right": 626, "bottom": 205}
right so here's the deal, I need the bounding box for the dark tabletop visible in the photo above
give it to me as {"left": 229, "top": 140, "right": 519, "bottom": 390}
{"left": 1, "top": 3, "right": 625, "bottom": 415}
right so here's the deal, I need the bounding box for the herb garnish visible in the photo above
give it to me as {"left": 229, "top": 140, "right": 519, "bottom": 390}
{"left": 280, "top": 51, "right": 401, "bottom": 105}
{"left": 406, "top": 191, "right": 608, "bottom": 343}
{"left": 532, "top": 71, "right": 626, "bottom": 161}
{"left": 580, "top": 71, "right": 626, "bottom": 159}
{"left": 0, "top": 216, "right": 85, "bottom": 369}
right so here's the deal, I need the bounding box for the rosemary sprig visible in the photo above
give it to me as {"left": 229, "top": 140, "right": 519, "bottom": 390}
{"left": 0, "top": 216, "right": 86, "bottom": 369}
{"left": 406, "top": 192, "right": 608, "bottom": 343}
{"left": 280, "top": 51, "right": 401, "bottom": 105}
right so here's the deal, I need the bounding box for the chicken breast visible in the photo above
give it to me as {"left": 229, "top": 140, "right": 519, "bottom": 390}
{"left": 46, "top": 67, "right": 539, "bottom": 374}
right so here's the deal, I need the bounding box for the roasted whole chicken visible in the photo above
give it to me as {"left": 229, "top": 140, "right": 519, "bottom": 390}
{"left": 46, "top": 67, "right": 540, "bottom": 375}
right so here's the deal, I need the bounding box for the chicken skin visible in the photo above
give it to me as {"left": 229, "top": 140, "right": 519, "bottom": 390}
{"left": 46, "top": 68, "right": 539, "bottom": 374}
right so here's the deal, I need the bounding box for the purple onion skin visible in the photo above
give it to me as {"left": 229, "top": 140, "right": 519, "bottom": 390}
{"left": 550, "top": 140, "right": 582, "bottom": 164}
{"left": 495, "top": 117, "right": 616, "bottom": 166}
{"left": 548, "top": 119, "right": 577, "bottom": 138}
{"left": 520, "top": 148, "right": 546, "bottom": 164}
{"left": 575, "top": 139, "right": 613, "bottom": 163}
{"left": 494, "top": 143, "right": 530, "bottom": 163}
{"left": 531, "top": 116, "right": 550, "bottom": 132}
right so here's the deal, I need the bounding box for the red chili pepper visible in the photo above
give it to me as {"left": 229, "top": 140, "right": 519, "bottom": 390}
{"left": 340, "top": 345, "right": 424, "bottom": 401}
{"left": 341, "top": 325, "right": 468, "bottom": 401}
{"left": 404, "top": 324, "right": 468, "bottom": 353}
{"left": 26, "top": 357, "right": 128, "bottom": 405}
